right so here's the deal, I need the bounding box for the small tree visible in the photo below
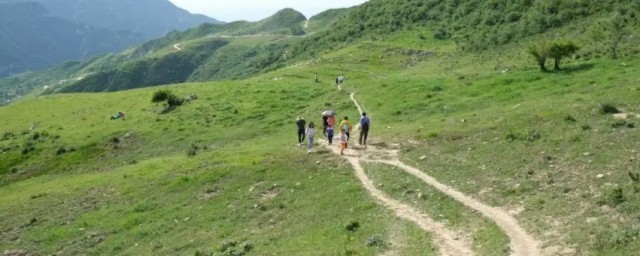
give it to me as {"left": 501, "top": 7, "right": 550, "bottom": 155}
{"left": 152, "top": 90, "right": 184, "bottom": 112}
{"left": 526, "top": 41, "right": 550, "bottom": 71}
{"left": 548, "top": 41, "right": 579, "bottom": 70}
{"left": 606, "top": 14, "right": 629, "bottom": 59}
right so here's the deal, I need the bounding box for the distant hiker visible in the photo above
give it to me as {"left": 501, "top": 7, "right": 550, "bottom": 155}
{"left": 315, "top": 73, "right": 319, "bottom": 83}
{"left": 359, "top": 112, "right": 370, "bottom": 146}
{"left": 327, "top": 125, "right": 334, "bottom": 145}
{"left": 110, "top": 111, "right": 126, "bottom": 120}
{"left": 307, "top": 122, "right": 316, "bottom": 153}
{"left": 339, "top": 129, "right": 348, "bottom": 155}
{"left": 335, "top": 76, "right": 339, "bottom": 85}
{"left": 296, "top": 117, "right": 306, "bottom": 146}
{"left": 338, "top": 74, "right": 345, "bottom": 85}
{"left": 339, "top": 116, "right": 353, "bottom": 141}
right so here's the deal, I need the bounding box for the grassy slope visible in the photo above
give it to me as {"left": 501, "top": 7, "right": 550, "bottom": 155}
{"left": 330, "top": 30, "right": 640, "bottom": 254}
{"left": 0, "top": 69, "right": 438, "bottom": 254}
{"left": 2, "top": 21, "right": 640, "bottom": 256}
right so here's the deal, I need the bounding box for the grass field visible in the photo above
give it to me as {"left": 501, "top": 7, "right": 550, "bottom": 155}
{"left": 2, "top": 25, "right": 640, "bottom": 255}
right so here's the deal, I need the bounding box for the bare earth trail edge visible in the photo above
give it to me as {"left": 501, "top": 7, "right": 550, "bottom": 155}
{"left": 317, "top": 88, "right": 541, "bottom": 256}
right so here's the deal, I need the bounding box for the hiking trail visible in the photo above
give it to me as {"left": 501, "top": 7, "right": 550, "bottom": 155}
{"left": 317, "top": 89, "right": 541, "bottom": 256}
{"left": 172, "top": 43, "right": 183, "bottom": 52}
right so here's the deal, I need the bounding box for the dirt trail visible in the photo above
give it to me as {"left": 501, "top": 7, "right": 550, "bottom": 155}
{"left": 172, "top": 43, "right": 182, "bottom": 52}
{"left": 318, "top": 91, "right": 541, "bottom": 255}
{"left": 348, "top": 157, "right": 473, "bottom": 256}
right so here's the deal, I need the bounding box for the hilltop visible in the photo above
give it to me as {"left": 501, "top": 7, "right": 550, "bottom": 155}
{"left": 1, "top": 0, "right": 640, "bottom": 255}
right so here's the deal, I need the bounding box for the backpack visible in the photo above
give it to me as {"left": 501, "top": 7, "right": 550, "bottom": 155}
{"left": 342, "top": 123, "right": 349, "bottom": 132}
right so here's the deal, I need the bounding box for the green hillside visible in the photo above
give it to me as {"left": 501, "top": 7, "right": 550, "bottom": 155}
{"left": 2, "top": 0, "right": 640, "bottom": 255}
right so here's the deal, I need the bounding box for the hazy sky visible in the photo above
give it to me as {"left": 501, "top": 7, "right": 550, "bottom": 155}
{"left": 168, "top": 0, "right": 368, "bottom": 22}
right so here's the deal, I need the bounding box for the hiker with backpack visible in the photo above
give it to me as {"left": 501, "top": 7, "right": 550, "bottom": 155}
{"left": 359, "top": 112, "right": 370, "bottom": 146}
{"left": 296, "top": 117, "right": 306, "bottom": 146}
{"left": 339, "top": 116, "right": 353, "bottom": 141}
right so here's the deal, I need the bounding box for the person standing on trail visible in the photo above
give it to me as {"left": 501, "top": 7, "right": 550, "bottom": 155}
{"left": 359, "top": 112, "right": 370, "bottom": 146}
{"left": 296, "top": 117, "right": 306, "bottom": 146}
{"left": 327, "top": 125, "right": 334, "bottom": 145}
{"left": 338, "top": 74, "right": 345, "bottom": 85}
{"left": 335, "top": 76, "right": 339, "bottom": 85}
{"left": 340, "top": 116, "right": 353, "bottom": 141}
{"left": 339, "top": 128, "right": 348, "bottom": 155}
{"left": 306, "top": 122, "right": 316, "bottom": 153}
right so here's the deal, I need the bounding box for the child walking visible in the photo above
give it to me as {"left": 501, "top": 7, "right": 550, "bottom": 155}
{"left": 339, "top": 128, "right": 348, "bottom": 155}
{"left": 326, "top": 125, "right": 334, "bottom": 145}
{"left": 306, "top": 122, "right": 316, "bottom": 153}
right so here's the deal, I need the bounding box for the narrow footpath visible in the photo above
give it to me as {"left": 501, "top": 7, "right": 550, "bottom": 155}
{"left": 318, "top": 87, "right": 541, "bottom": 256}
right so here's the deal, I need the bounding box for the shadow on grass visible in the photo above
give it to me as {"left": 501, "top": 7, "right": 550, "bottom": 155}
{"left": 554, "top": 63, "right": 595, "bottom": 74}
{"left": 160, "top": 105, "right": 177, "bottom": 114}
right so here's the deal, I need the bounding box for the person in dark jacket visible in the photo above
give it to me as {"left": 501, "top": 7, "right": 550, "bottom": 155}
{"left": 359, "top": 112, "right": 370, "bottom": 146}
{"left": 296, "top": 117, "right": 306, "bottom": 146}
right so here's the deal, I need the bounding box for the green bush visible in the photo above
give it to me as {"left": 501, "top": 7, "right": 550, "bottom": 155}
{"left": 600, "top": 104, "right": 620, "bottom": 114}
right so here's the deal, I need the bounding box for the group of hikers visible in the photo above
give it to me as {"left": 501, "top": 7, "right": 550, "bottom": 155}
{"left": 296, "top": 111, "right": 370, "bottom": 155}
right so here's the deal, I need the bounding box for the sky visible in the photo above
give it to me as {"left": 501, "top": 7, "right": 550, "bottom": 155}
{"left": 168, "top": 0, "right": 369, "bottom": 22}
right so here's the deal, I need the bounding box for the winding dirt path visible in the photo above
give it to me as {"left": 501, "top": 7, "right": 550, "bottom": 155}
{"left": 173, "top": 43, "right": 183, "bottom": 51}
{"left": 319, "top": 90, "right": 541, "bottom": 255}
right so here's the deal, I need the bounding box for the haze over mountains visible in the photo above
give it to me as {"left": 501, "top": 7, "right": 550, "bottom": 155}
{"left": 0, "top": 0, "right": 222, "bottom": 77}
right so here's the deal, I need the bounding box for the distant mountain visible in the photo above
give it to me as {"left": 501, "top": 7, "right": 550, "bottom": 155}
{"left": 0, "top": 0, "right": 222, "bottom": 78}
{"left": 58, "top": 9, "right": 308, "bottom": 93}
{"left": 0, "top": 8, "right": 309, "bottom": 102}
{"left": 0, "top": 2, "right": 143, "bottom": 77}
{"left": 0, "top": 0, "right": 222, "bottom": 40}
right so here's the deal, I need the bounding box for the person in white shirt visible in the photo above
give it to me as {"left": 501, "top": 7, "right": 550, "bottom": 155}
{"left": 306, "top": 122, "right": 316, "bottom": 153}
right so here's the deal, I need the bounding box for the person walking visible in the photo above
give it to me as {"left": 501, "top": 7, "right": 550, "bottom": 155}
{"left": 328, "top": 114, "right": 335, "bottom": 129}
{"left": 339, "top": 116, "right": 353, "bottom": 141}
{"left": 339, "top": 128, "right": 348, "bottom": 155}
{"left": 359, "top": 112, "right": 370, "bottom": 146}
{"left": 327, "top": 125, "right": 334, "bottom": 145}
{"left": 306, "top": 122, "right": 316, "bottom": 153}
{"left": 322, "top": 115, "right": 329, "bottom": 137}
{"left": 296, "top": 117, "right": 306, "bottom": 146}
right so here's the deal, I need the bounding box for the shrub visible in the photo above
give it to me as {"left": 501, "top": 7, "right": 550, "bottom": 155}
{"left": 1, "top": 132, "right": 14, "bottom": 141}
{"left": 433, "top": 28, "right": 451, "bottom": 40}
{"left": 345, "top": 221, "right": 360, "bottom": 232}
{"left": 601, "top": 104, "right": 620, "bottom": 114}
{"left": 564, "top": 114, "right": 576, "bottom": 122}
{"left": 56, "top": 147, "right": 67, "bottom": 155}
{"left": 601, "top": 188, "right": 625, "bottom": 207}
{"left": 152, "top": 90, "right": 185, "bottom": 112}
{"left": 152, "top": 90, "right": 172, "bottom": 103}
